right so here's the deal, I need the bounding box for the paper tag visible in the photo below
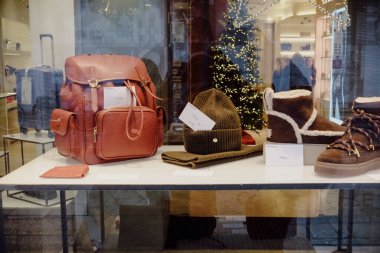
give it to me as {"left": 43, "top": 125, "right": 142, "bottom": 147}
{"left": 104, "top": 86, "right": 136, "bottom": 109}
{"left": 179, "top": 102, "right": 216, "bottom": 131}
{"left": 21, "top": 77, "right": 32, "bottom": 105}
{"left": 264, "top": 143, "right": 304, "bottom": 166}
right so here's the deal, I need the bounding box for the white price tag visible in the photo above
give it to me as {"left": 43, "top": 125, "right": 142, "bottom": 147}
{"left": 264, "top": 143, "right": 304, "bottom": 166}
{"left": 179, "top": 102, "right": 216, "bottom": 131}
{"left": 104, "top": 86, "right": 136, "bottom": 109}
{"left": 21, "top": 77, "right": 32, "bottom": 105}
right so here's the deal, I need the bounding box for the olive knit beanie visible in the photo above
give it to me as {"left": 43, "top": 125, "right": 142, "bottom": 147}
{"left": 183, "top": 89, "right": 242, "bottom": 154}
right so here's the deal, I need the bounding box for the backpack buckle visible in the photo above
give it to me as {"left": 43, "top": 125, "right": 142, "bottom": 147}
{"left": 140, "top": 80, "right": 149, "bottom": 87}
{"left": 88, "top": 79, "right": 99, "bottom": 88}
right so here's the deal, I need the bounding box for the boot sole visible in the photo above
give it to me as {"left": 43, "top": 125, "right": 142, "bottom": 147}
{"left": 314, "top": 157, "right": 380, "bottom": 177}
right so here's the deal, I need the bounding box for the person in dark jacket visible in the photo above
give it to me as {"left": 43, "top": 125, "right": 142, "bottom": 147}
{"left": 289, "top": 53, "right": 311, "bottom": 91}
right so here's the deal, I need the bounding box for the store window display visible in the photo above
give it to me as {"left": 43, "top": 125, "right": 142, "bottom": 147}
{"left": 2, "top": 0, "right": 380, "bottom": 253}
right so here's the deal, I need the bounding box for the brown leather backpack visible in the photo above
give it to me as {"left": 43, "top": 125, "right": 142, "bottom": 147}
{"left": 50, "top": 54, "right": 165, "bottom": 164}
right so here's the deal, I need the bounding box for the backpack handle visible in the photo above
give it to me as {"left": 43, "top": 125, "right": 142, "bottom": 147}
{"left": 124, "top": 80, "right": 144, "bottom": 141}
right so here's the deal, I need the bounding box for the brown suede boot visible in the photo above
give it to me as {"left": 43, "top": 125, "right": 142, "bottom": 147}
{"left": 264, "top": 88, "right": 345, "bottom": 144}
{"left": 315, "top": 97, "right": 380, "bottom": 176}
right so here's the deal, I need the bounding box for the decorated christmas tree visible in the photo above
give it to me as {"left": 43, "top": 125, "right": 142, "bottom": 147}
{"left": 210, "top": 0, "right": 264, "bottom": 130}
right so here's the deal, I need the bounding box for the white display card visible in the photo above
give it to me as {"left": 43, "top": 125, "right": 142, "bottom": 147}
{"left": 179, "top": 102, "right": 216, "bottom": 131}
{"left": 103, "top": 86, "right": 136, "bottom": 109}
{"left": 264, "top": 143, "right": 304, "bottom": 166}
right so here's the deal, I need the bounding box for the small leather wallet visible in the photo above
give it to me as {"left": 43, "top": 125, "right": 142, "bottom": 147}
{"left": 40, "top": 164, "right": 89, "bottom": 178}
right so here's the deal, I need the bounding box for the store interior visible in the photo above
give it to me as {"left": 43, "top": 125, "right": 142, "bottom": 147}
{"left": 0, "top": 0, "right": 353, "bottom": 151}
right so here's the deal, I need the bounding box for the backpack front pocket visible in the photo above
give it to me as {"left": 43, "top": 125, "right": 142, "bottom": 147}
{"left": 94, "top": 107, "right": 158, "bottom": 160}
{"left": 50, "top": 109, "right": 76, "bottom": 157}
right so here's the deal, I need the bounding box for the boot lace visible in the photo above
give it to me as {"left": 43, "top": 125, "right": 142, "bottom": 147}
{"left": 327, "top": 109, "right": 380, "bottom": 157}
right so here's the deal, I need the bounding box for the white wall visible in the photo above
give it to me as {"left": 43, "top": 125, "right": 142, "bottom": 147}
{"left": 29, "top": 0, "right": 75, "bottom": 71}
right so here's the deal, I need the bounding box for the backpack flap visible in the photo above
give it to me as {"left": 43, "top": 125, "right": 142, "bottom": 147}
{"left": 65, "top": 54, "right": 152, "bottom": 85}
{"left": 65, "top": 54, "right": 155, "bottom": 112}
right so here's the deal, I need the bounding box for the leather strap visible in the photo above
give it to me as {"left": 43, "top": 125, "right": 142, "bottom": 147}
{"left": 124, "top": 80, "right": 144, "bottom": 141}
{"left": 91, "top": 88, "right": 98, "bottom": 112}
{"left": 142, "top": 83, "right": 162, "bottom": 100}
{"left": 135, "top": 66, "right": 162, "bottom": 101}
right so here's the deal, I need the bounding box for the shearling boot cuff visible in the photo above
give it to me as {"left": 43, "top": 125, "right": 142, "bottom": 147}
{"left": 353, "top": 97, "right": 380, "bottom": 114}
{"left": 264, "top": 88, "right": 345, "bottom": 144}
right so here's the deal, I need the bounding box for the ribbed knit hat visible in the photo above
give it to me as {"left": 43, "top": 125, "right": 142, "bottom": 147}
{"left": 184, "top": 89, "right": 242, "bottom": 154}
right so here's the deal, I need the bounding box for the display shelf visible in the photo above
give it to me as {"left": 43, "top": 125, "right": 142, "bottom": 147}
{"left": 280, "top": 37, "right": 315, "bottom": 41}
{"left": 1, "top": 147, "right": 380, "bottom": 191}
{"left": 315, "top": 13, "right": 334, "bottom": 115}
{"left": 2, "top": 49, "right": 31, "bottom": 56}
{"left": 3, "top": 190, "right": 78, "bottom": 212}
{"left": 3, "top": 130, "right": 55, "bottom": 174}
{"left": 280, "top": 51, "right": 315, "bottom": 57}
{"left": 279, "top": 36, "right": 315, "bottom": 57}
{"left": 3, "top": 130, "right": 55, "bottom": 145}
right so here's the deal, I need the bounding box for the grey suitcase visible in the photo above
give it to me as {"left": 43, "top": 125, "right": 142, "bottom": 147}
{"left": 16, "top": 34, "right": 63, "bottom": 138}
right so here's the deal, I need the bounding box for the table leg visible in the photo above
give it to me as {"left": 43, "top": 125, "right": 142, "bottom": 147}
{"left": 6, "top": 152, "right": 9, "bottom": 175}
{"left": 100, "top": 191, "right": 105, "bottom": 243}
{"left": 60, "top": 191, "right": 68, "bottom": 253}
{"left": 333, "top": 189, "right": 355, "bottom": 253}
{"left": 0, "top": 191, "right": 7, "bottom": 253}
{"left": 306, "top": 217, "right": 311, "bottom": 240}
{"left": 2, "top": 152, "right": 8, "bottom": 176}
{"left": 20, "top": 141, "right": 24, "bottom": 165}
{"left": 346, "top": 190, "right": 354, "bottom": 253}
{"left": 3, "top": 137, "right": 9, "bottom": 174}
{"left": 337, "top": 189, "right": 344, "bottom": 251}
{"left": 42, "top": 144, "right": 45, "bottom": 154}
{"left": 71, "top": 193, "right": 77, "bottom": 253}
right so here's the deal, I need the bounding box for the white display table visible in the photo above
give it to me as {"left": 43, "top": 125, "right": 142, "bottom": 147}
{"left": 0, "top": 146, "right": 379, "bottom": 189}
{"left": 0, "top": 146, "right": 379, "bottom": 253}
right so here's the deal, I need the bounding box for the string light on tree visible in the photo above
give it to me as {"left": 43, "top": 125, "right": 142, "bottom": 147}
{"left": 210, "top": 0, "right": 264, "bottom": 131}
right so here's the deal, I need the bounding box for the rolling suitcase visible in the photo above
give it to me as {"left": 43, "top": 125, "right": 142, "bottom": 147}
{"left": 15, "top": 34, "right": 61, "bottom": 201}
{"left": 16, "top": 34, "right": 63, "bottom": 138}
